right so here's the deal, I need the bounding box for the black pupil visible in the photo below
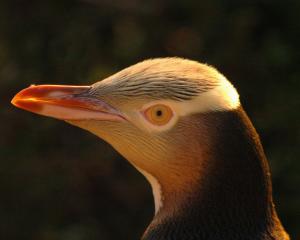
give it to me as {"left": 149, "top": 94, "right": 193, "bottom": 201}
{"left": 156, "top": 110, "right": 163, "bottom": 117}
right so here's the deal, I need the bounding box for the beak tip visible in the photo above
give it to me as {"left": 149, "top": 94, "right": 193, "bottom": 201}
{"left": 11, "top": 87, "right": 28, "bottom": 108}
{"left": 11, "top": 86, "right": 46, "bottom": 112}
{"left": 11, "top": 97, "right": 16, "bottom": 106}
{"left": 11, "top": 93, "right": 21, "bottom": 108}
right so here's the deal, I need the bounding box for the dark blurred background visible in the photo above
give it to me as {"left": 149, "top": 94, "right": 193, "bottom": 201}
{"left": 0, "top": 0, "right": 299, "bottom": 239}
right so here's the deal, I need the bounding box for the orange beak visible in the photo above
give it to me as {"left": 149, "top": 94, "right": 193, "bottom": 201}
{"left": 11, "top": 84, "right": 124, "bottom": 121}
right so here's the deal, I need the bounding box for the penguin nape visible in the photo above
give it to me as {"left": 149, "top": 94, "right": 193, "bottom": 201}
{"left": 11, "top": 58, "right": 290, "bottom": 240}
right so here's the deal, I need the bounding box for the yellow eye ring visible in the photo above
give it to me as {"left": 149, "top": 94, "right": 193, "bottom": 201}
{"left": 144, "top": 104, "right": 173, "bottom": 126}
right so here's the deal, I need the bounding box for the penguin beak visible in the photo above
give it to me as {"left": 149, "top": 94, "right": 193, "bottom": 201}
{"left": 11, "top": 84, "right": 124, "bottom": 121}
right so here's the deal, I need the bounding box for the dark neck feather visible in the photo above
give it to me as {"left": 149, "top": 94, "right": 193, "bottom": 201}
{"left": 142, "top": 108, "right": 288, "bottom": 240}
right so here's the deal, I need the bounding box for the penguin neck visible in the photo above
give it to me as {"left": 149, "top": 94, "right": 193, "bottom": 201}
{"left": 142, "top": 108, "right": 287, "bottom": 240}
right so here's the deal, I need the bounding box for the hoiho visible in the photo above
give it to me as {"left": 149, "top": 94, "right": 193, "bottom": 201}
{"left": 11, "top": 58, "right": 289, "bottom": 240}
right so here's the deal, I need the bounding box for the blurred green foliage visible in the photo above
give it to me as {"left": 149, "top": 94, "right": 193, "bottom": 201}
{"left": 0, "top": 0, "right": 299, "bottom": 239}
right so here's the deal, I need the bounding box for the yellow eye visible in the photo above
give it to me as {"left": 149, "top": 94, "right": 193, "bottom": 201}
{"left": 144, "top": 104, "right": 173, "bottom": 126}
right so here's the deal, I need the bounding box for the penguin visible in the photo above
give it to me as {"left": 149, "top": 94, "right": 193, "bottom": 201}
{"left": 11, "top": 58, "right": 289, "bottom": 240}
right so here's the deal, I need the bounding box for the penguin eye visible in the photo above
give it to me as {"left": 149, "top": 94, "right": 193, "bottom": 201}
{"left": 144, "top": 104, "right": 173, "bottom": 126}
